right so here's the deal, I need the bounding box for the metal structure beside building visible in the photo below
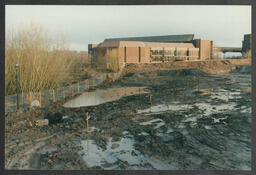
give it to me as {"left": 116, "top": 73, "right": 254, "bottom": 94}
{"left": 242, "top": 34, "right": 252, "bottom": 58}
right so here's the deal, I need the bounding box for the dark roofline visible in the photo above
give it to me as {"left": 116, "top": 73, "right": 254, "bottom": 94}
{"left": 104, "top": 34, "right": 194, "bottom": 43}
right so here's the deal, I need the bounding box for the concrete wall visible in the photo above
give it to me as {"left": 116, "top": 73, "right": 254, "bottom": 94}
{"left": 194, "top": 39, "right": 213, "bottom": 60}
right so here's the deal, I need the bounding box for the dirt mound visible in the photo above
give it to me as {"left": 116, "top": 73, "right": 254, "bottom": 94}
{"left": 122, "top": 59, "right": 251, "bottom": 76}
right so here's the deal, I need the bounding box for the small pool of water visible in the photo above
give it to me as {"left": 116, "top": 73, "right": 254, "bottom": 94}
{"left": 194, "top": 102, "right": 237, "bottom": 116}
{"left": 78, "top": 131, "right": 177, "bottom": 170}
{"left": 63, "top": 86, "right": 148, "bottom": 108}
{"left": 137, "top": 102, "right": 191, "bottom": 115}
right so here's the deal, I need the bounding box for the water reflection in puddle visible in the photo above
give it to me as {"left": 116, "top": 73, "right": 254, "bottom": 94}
{"left": 79, "top": 132, "right": 177, "bottom": 170}
{"left": 137, "top": 100, "right": 239, "bottom": 131}
{"left": 137, "top": 101, "right": 236, "bottom": 117}
{"left": 210, "top": 89, "right": 242, "bottom": 101}
{"left": 64, "top": 87, "right": 148, "bottom": 108}
{"left": 79, "top": 138, "right": 135, "bottom": 168}
{"left": 204, "top": 125, "right": 212, "bottom": 130}
{"left": 140, "top": 118, "right": 166, "bottom": 129}
{"left": 240, "top": 106, "right": 251, "bottom": 113}
{"left": 194, "top": 102, "right": 237, "bottom": 116}
{"left": 137, "top": 102, "right": 191, "bottom": 115}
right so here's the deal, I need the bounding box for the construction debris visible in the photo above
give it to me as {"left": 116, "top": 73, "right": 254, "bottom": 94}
{"left": 36, "top": 119, "right": 49, "bottom": 127}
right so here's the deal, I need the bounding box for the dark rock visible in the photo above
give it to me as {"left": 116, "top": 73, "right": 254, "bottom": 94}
{"left": 45, "top": 112, "right": 63, "bottom": 125}
{"left": 131, "top": 150, "right": 137, "bottom": 156}
{"left": 111, "top": 143, "right": 119, "bottom": 149}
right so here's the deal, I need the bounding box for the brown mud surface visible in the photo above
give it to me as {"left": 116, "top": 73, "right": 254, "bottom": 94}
{"left": 5, "top": 60, "right": 251, "bottom": 170}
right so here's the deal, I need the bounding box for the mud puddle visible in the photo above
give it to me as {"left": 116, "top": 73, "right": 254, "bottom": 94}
{"left": 137, "top": 102, "right": 191, "bottom": 115}
{"left": 63, "top": 86, "right": 148, "bottom": 108}
{"left": 78, "top": 131, "right": 177, "bottom": 170}
{"left": 5, "top": 67, "right": 251, "bottom": 170}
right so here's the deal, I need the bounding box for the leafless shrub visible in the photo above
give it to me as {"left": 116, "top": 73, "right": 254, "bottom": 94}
{"left": 106, "top": 48, "right": 119, "bottom": 73}
{"left": 5, "top": 24, "right": 74, "bottom": 95}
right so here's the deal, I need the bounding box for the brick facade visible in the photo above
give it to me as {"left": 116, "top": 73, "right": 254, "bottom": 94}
{"left": 89, "top": 35, "right": 214, "bottom": 70}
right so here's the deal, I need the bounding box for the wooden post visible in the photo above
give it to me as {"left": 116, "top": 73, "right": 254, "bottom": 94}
{"left": 56, "top": 88, "right": 58, "bottom": 101}
{"left": 149, "top": 94, "right": 152, "bottom": 113}
{"left": 29, "top": 92, "right": 32, "bottom": 108}
{"left": 40, "top": 92, "right": 42, "bottom": 108}
{"left": 72, "top": 84, "right": 74, "bottom": 97}
{"left": 52, "top": 89, "right": 55, "bottom": 102}
{"left": 21, "top": 92, "right": 24, "bottom": 107}
{"left": 78, "top": 81, "right": 80, "bottom": 94}
{"left": 86, "top": 112, "right": 89, "bottom": 133}
{"left": 197, "top": 76, "right": 200, "bottom": 91}
{"left": 88, "top": 80, "right": 90, "bottom": 90}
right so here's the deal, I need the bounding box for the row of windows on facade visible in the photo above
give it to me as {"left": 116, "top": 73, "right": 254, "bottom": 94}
{"left": 151, "top": 49, "right": 196, "bottom": 56}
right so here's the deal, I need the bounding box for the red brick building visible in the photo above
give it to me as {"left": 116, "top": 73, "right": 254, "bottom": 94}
{"left": 88, "top": 34, "right": 213, "bottom": 70}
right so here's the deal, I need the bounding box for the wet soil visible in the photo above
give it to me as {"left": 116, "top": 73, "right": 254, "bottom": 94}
{"left": 5, "top": 65, "right": 251, "bottom": 170}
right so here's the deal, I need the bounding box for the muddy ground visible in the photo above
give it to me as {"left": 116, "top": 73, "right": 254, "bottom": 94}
{"left": 5, "top": 64, "right": 251, "bottom": 170}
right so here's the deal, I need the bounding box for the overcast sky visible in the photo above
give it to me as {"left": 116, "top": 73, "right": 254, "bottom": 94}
{"left": 6, "top": 5, "right": 251, "bottom": 51}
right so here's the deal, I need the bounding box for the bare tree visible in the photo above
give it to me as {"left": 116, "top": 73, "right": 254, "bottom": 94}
{"left": 5, "top": 24, "right": 75, "bottom": 95}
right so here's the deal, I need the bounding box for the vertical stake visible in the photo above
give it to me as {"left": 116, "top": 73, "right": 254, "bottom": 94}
{"left": 29, "top": 92, "right": 32, "bottom": 109}
{"left": 40, "top": 92, "right": 42, "bottom": 108}
{"left": 56, "top": 88, "right": 58, "bottom": 101}
{"left": 86, "top": 112, "right": 89, "bottom": 133}
{"left": 149, "top": 94, "right": 152, "bottom": 112}
{"left": 72, "top": 84, "right": 74, "bottom": 97}
{"left": 62, "top": 87, "right": 65, "bottom": 99}
{"left": 21, "top": 92, "right": 24, "bottom": 108}
{"left": 52, "top": 89, "right": 55, "bottom": 102}
{"left": 15, "top": 63, "right": 20, "bottom": 110}
{"left": 197, "top": 76, "right": 200, "bottom": 91}
{"left": 78, "top": 81, "right": 80, "bottom": 94}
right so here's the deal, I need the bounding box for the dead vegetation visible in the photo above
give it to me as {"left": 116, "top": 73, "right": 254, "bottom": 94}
{"left": 5, "top": 24, "right": 92, "bottom": 95}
